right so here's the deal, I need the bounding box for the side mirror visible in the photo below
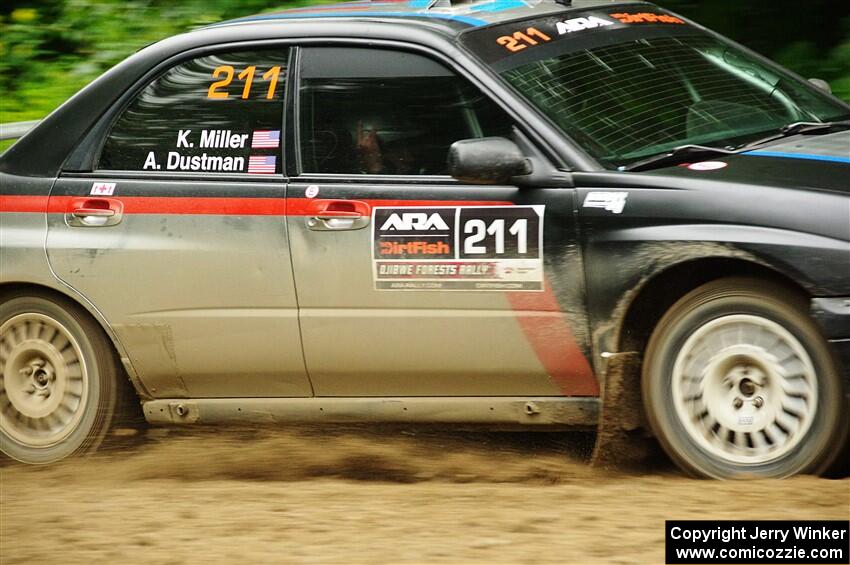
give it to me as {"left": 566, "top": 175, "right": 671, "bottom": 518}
{"left": 808, "top": 78, "right": 832, "bottom": 94}
{"left": 447, "top": 137, "right": 532, "bottom": 185}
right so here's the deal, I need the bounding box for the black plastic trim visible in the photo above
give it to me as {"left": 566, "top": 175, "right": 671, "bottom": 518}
{"left": 812, "top": 297, "right": 850, "bottom": 340}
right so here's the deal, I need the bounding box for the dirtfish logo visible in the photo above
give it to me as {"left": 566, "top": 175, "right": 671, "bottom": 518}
{"left": 380, "top": 213, "right": 451, "bottom": 232}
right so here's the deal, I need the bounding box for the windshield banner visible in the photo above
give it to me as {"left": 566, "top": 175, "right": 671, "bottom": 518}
{"left": 463, "top": 8, "right": 693, "bottom": 68}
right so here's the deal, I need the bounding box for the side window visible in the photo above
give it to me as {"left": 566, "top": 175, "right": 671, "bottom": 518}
{"left": 298, "top": 47, "right": 514, "bottom": 176}
{"left": 99, "top": 49, "right": 289, "bottom": 174}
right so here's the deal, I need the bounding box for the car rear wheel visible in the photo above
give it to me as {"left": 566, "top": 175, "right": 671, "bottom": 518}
{"left": 1, "top": 293, "right": 125, "bottom": 464}
{"left": 642, "top": 278, "right": 847, "bottom": 478}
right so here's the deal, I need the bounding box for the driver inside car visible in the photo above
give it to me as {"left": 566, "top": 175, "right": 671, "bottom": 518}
{"left": 355, "top": 120, "right": 421, "bottom": 175}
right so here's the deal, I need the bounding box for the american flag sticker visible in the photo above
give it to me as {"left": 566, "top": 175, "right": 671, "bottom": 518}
{"left": 251, "top": 130, "right": 280, "bottom": 149}
{"left": 247, "top": 155, "right": 277, "bottom": 174}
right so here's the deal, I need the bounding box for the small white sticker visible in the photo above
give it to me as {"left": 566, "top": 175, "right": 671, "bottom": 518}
{"left": 305, "top": 185, "right": 320, "bottom": 198}
{"left": 738, "top": 415, "right": 754, "bottom": 426}
{"left": 583, "top": 192, "right": 628, "bottom": 214}
{"left": 90, "top": 182, "right": 116, "bottom": 196}
{"left": 688, "top": 161, "right": 728, "bottom": 171}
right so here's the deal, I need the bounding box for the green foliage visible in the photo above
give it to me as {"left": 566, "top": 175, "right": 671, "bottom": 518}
{"left": 0, "top": 0, "right": 328, "bottom": 122}
{"left": 0, "top": 0, "right": 848, "bottom": 125}
{"left": 664, "top": 0, "right": 850, "bottom": 101}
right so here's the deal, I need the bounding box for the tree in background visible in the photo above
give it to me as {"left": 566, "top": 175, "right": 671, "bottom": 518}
{"left": 664, "top": 0, "right": 850, "bottom": 97}
{"left": 1, "top": 0, "right": 848, "bottom": 123}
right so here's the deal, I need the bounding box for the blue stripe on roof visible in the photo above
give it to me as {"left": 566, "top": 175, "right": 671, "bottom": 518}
{"left": 468, "top": 0, "right": 528, "bottom": 12}
{"left": 745, "top": 150, "right": 850, "bottom": 165}
{"left": 230, "top": 9, "right": 487, "bottom": 26}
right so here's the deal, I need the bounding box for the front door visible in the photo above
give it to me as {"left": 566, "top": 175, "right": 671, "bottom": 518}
{"left": 287, "top": 46, "right": 597, "bottom": 397}
{"left": 47, "top": 47, "right": 311, "bottom": 399}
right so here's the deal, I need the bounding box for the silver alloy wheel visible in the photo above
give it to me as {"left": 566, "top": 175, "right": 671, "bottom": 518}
{"left": 0, "top": 313, "right": 89, "bottom": 448}
{"left": 672, "top": 314, "right": 818, "bottom": 465}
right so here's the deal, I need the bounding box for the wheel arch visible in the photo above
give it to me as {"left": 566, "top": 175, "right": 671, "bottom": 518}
{"left": 0, "top": 281, "right": 150, "bottom": 400}
{"left": 617, "top": 257, "right": 810, "bottom": 356}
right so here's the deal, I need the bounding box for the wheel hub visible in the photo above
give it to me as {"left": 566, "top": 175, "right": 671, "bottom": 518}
{"left": 737, "top": 374, "right": 758, "bottom": 397}
{"left": 27, "top": 358, "right": 55, "bottom": 389}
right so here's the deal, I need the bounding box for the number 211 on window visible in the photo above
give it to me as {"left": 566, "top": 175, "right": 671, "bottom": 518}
{"left": 207, "top": 66, "right": 282, "bottom": 99}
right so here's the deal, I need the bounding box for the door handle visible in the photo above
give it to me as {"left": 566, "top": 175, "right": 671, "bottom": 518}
{"left": 72, "top": 208, "right": 116, "bottom": 218}
{"left": 307, "top": 199, "right": 371, "bottom": 231}
{"left": 315, "top": 210, "right": 362, "bottom": 220}
{"left": 66, "top": 197, "right": 124, "bottom": 227}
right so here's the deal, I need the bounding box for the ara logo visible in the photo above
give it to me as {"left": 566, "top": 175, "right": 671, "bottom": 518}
{"left": 583, "top": 192, "right": 629, "bottom": 214}
{"left": 556, "top": 16, "right": 614, "bottom": 35}
{"left": 380, "top": 212, "right": 451, "bottom": 232}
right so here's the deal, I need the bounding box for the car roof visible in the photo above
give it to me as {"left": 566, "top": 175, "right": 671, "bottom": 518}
{"left": 212, "top": 0, "right": 649, "bottom": 35}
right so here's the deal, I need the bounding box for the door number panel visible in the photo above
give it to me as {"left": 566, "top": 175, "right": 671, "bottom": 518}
{"left": 371, "top": 205, "right": 544, "bottom": 291}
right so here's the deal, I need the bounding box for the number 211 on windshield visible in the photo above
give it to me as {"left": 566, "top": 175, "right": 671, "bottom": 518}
{"left": 496, "top": 28, "right": 552, "bottom": 53}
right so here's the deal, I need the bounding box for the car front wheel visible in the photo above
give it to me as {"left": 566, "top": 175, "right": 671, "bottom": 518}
{"left": 642, "top": 278, "right": 847, "bottom": 478}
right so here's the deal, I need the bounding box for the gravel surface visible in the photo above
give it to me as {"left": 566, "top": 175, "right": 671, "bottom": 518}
{"left": 2, "top": 427, "right": 848, "bottom": 564}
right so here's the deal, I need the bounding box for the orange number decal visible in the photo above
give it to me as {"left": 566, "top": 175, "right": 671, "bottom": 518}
{"left": 513, "top": 31, "right": 537, "bottom": 45}
{"left": 209, "top": 65, "right": 282, "bottom": 99}
{"left": 497, "top": 35, "right": 526, "bottom": 52}
{"left": 498, "top": 28, "right": 551, "bottom": 53}
{"left": 263, "top": 66, "right": 281, "bottom": 99}
{"left": 527, "top": 27, "right": 551, "bottom": 41}
{"left": 239, "top": 66, "right": 256, "bottom": 99}
{"left": 207, "top": 65, "right": 234, "bottom": 99}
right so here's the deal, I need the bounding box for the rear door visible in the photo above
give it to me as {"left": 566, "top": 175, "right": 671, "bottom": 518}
{"left": 46, "top": 47, "right": 312, "bottom": 398}
{"left": 287, "top": 46, "right": 598, "bottom": 397}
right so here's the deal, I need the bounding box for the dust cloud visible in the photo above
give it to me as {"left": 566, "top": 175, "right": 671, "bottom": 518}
{"left": 2, "top": 426, "right": 847, "bottom": 564}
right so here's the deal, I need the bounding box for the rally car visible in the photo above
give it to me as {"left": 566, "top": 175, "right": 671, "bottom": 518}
{"left": 1, "top": 0, "right": 849, "bottom": 478}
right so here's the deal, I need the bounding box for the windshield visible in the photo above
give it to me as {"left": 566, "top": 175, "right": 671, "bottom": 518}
{"left": 461, "top": 7, "right": 850, "bottom": 169}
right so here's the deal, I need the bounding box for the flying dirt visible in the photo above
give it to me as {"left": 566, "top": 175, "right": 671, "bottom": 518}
{"left": 1, "top": 426, "right": 848, "bottom": 564}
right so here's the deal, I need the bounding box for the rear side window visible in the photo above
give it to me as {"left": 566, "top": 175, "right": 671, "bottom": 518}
{"left": 298, "top": 47, "right": 513, "bottom": 176}
{"left": 99, "top": 49, "right": 289, "bottom": 174}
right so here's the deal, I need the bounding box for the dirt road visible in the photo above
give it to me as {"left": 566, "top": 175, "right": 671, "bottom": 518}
{"left": 2, "top": 427, "right": 848, "bottom": 564}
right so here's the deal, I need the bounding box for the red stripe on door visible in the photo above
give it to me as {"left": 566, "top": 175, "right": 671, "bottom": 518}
{"left": 46, "top": 196, "right": 289, "bottom": 216}
{"left": 4, "top": 196, "right": 515, "bottom": 215}
{"left": 1, "top": 195, "right": 49, "bottom": 213}
{"left": 508, "top": 278, "right": 599, "bottom": 396}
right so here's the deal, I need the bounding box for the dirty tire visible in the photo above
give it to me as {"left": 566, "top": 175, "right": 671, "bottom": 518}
{"left": 642, "top": 278, "right": 848, "bottom": 479}
{"left": 1, "top": 292, "right": 127, "bottom": 464}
